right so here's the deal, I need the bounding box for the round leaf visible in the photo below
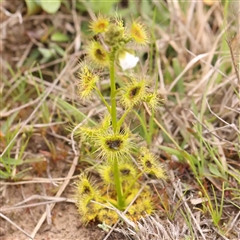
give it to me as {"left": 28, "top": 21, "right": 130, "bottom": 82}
{"left": 25, "top": 0, "right": 42, "bottom": 15}
{"left": 39, "top": 0, "right": 61, "bottom": 14}
{"left": 51, "top": 32, "right": 69, "bottom": 42}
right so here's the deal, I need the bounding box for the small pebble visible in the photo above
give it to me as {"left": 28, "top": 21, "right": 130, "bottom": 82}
{"left": 0, "top": 227, "right": 5, "bottom": 236}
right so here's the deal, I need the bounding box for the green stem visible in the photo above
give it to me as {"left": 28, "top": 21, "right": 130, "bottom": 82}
{"left": 95, "top": 87, "right": 111, "bottom": 113}
{"left": 109, "top": 53, "right": 117, "bottom": 133}
{"left": 123, "top": 172, "right": 142, "bottom": 199}
{"left": 133, "top": 110, "right": 151, "bottom": 145}
{"left": 113, "top": 157, "right": 125, "bottom": 210}
{"left": 117, "top": 107, "right": 131, "bottom": 130}
{"left": 109, "top": 50, "right": 125, "bottom": 210}
{"left": 149, "top": 114, "right": 180, "bottom": 149}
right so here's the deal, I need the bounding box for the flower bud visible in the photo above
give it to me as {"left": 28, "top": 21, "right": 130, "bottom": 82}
{"left": 104, "top": 24, "right": 124, "bottom": 46}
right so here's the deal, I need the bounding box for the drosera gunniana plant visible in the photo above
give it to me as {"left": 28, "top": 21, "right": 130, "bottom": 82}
{"left": 74, "top": 14, "right": 165, "bottom": 225}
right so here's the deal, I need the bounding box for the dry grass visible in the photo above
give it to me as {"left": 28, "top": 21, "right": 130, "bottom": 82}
{"left": 0, "top": 0, "right": 239, "bottom": 240}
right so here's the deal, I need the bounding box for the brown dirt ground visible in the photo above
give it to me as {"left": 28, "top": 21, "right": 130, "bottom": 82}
{"left": 0, "top": 136, "right": 125, "bottom": 240}
{"left": 0, "top": 183, "right": 125, "bottom": 240}
{"left": 0, "top": 132, "right": 109, "bottom": 240}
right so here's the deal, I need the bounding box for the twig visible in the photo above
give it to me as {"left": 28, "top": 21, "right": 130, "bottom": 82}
{"left": 224, "top": 106, "right": 240, "bottom": 114}
{"left": 20, "top": 185, "right": 37, "bottom": 223}
{"left": 206, "top": 100, "right": 240, "bottom": 135}
{"left": 0, "top": 213, "right": 33, "bottom": 240}
{"left": 26, "top": 61, "right": 78, "bottom": 238}
{"left": 225, "top": 210, "right": 240, "bottom": 235}
{"left": 168, "top": 52, "right": 210, "bottom": 92}
{"left": 30, "top": 155, "right": 79, "bottom": 239}
{"left": 0, "top": 176, "right": 78, "bottom": 186}
{"left": 41, "top": 184, "right": 51, "bottom": 225}
{"left": 0, "top": 60, "right": 72, "bottom": 158}
{"left": 186, "top": 109, "right": 240, "bottom": 147}
{"left": 1, "top": 197, "right": 75, "bottom": 213}
{"left": 172, "top": 178, "right": 206, "bottom": 240}
{"left": 30, "top": 109, "right": 95, "bottom": 238}
{"left": 226, "top": 39, "right": 240, "bottom": 84}
{"left": 14, "top": 195, "right": 75, "bottom": 207}
{"left": 17, "top": 42, "right": 34, "bottom": 68}
{"left": 71, "top": 0, "right": 81, "bottom": 52}
{"left": 0, "top": 97, "right": 41, "bottom": 118}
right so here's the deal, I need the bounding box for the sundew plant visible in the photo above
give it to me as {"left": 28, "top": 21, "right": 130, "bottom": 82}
{"left": 74, "top": 14, "right": 165, "bottom": 225}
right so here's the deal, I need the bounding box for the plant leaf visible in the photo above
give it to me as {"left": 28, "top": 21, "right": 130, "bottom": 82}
{"left": 0, "top": 157, "right": 23, "bottom": 166}
{"left": 158, "top": 145, "right": 184, "bottom": 161}
{"left": 208, "top": 163, "right": 223, "bottom": 178}
{"left": 25, "top": 0, "right": 42, "bottom": 15}
{"left": 0, "top": 170, "right": 11, "bottom": 179}
{"left": 88, "top": 0, "right": 119, "bottom": 14}
{"left": 39, "top": 0, "right": 61, "bottom": 14}
{"left": 51, "top": 32, "right": 69, "bottom": 42}
{"left": 38, "top": 47, "right": 56, "bottom": 63}
{"left": 55, "top": 97, "right": 96, "bottom": 126}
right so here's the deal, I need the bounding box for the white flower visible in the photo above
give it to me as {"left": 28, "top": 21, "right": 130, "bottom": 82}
{"left": 119, "top": 51, "right": 139, "bottom": 71}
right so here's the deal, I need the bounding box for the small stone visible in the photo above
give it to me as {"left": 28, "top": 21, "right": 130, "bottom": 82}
{"left": 0, "top": 227, "right": 5, "bottom": 236}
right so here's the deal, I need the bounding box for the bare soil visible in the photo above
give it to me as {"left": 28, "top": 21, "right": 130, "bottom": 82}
{"left": 0, "top": 186, "right": 105, "bottom": 240}
{"left": 0, "top": 136, "right": 124, "bottom": 240}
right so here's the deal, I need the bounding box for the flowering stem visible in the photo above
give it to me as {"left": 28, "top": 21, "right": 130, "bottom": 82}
{"left": 133, "top": 110, "right": 151, "bottom": 145}
{"left": 123, "top": 172, "right": 142, "bottom": 198}
{"left": 113, "top": 157, "right": 125, "bottom": 210}
{"left": 109, "top": 52, "right": 117, "bottom": 133}
{"left": 117, "top": 108, "right": 131, "bottom": 130}
{"left": 95, "top": 87, "right": 111, "bottom": 113}
{"left": 109, "top": 51, "right": 125, "bottom": 210}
